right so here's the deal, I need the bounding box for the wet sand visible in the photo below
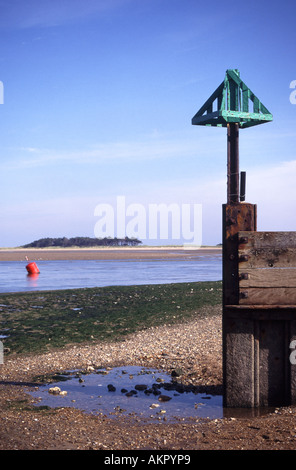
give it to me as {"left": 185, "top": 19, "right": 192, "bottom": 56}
{"left": 0, "top": 246, "right": 221, "bottom": 261}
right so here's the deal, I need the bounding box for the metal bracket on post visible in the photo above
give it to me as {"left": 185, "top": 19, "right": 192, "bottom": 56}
{"left": 240, "top": 171, "right": 246, "bottom": 202}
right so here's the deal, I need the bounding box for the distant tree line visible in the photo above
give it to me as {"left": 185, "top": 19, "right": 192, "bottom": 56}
{"left": 21, "top": 236, "right": 142, "bottom": 248}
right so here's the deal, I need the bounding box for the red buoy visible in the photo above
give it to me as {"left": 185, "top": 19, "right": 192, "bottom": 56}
{"left": 26, "top": 262, "right": 40, "bottom": 274}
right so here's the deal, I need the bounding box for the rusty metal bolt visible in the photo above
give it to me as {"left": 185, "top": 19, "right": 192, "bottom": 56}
{"left": 226, "top": 217, "right": 236, "bottom": 226}
{"left": 240, "top": 291, "right": 249, "bottom": 299}
{"left": 239, "top": 273, "right": 249, "bottom": 281}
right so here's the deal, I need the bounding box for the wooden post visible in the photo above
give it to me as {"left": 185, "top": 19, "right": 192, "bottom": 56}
{"left": 222, "top": 203, "right": 257, "bottom": 407}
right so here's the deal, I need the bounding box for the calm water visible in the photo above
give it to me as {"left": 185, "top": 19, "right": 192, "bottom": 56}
{"left": 0, "top": 254, "right": 222, "bottom": 293}
{"left": 30, "top": 365, "right": 274, "bottom": 421}
{"left": 30, "top": 366, "right": 223, "bottom": 421}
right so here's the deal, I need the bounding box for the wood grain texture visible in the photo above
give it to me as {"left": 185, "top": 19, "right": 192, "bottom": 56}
{"left": 239, "top": 287, "right": 296, "bottom": 305}
{"left": 239, "top": 268, "right": 296, "bottom": 288}
{"left": 238, "top": 231, "right": 296, "bottom": 268}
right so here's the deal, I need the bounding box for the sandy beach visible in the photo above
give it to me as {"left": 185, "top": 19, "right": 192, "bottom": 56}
{"left": 0, "top": 246, "right": 221, "bottom": 261}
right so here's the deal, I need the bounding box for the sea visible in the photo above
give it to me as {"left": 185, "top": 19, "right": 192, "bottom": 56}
{"left": 0, "top": 251, "right": 222, "bottom": 293}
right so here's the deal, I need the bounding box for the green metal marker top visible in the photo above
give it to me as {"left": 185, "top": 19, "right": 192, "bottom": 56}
{"left": 192, "top": 69, "right": 273, "bottom": 129}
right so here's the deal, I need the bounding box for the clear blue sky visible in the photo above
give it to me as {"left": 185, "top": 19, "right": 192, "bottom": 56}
{"left": 0, "top": 0, "right": 296, "bottom": 247}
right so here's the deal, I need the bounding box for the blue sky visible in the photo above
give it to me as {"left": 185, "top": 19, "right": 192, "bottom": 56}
{"left": 0, "top": 0, "right": 296, "bottom": 247}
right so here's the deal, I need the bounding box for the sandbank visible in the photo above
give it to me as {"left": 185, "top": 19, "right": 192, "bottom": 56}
{"left": 0, "top": 246, "right": 221, "bottom": 261}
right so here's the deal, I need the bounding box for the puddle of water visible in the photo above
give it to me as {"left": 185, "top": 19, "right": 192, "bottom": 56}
{"left": 29, "top": 366, "right": 223, "bottom": 421}
{"left": 29, "top": 366, "right": 279, "bottom": 421}
{"left": 0, "top": 329, "right": 10, "bottom": 339}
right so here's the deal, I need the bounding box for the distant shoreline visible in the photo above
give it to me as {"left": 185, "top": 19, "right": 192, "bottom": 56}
{"left": 0, "top": 246, "right": 222, "bottom": 261}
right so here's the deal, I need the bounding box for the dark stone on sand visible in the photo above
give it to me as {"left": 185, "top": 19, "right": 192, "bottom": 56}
{"left": 171, "top": 368, "right": 183, "bottom": 377}
{"left": 158, "top": 394, "right": 172, "bottom": 402}
{"left": 135, "top": 384, "right": 148, "bottom": 391}
{"left": 125, "top": 390, "right": 138, "bottom": 397}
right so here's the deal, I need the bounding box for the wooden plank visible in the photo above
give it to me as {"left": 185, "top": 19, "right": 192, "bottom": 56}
{"left": 258, "top": 320, "right": 287, "bottom": 406}
{"left": 238, "top": 231, "right": 296, "bottom": 268}
{"left": 224, "top": 305, "right": 296, "bottom": 321}
{"left": 238, "top": 247, "right": 296, "bottom": 268}
{"left": 239, "top": 231, "right": 296, "bottom": 249}
{"left": 222, "top": 111, "right": 273, "bottom": 122}
{"left": 191, "top": 81, "right": 224, "bottom": 123}
{"left": 225, "top": 305, "right": 296, "bottom": 310}
{"left": 242, "top": 86, "right": 249, "bottom": 113}
{"left": 223, "top": 316, "right": 257, "bottom": 407}
{"left": 239, "top": 288, "right": 296, "bottom": 305}
{"left": 239, "top": 268, "right": 296, "bottom": 288}
{"left": 191, "top": 111, "right": 220, "bottom": 124}
{"left": 253, "top": 96, "right": 259, "bottom": 113}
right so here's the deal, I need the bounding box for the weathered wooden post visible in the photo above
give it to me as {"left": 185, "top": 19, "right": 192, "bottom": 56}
{"left": 191, "top": 69, "right": 296, "bottom": 408}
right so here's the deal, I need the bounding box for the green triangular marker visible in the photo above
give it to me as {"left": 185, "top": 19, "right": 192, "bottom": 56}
{"left": 191, "top": 69, "right": 273, "bottom": 129}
